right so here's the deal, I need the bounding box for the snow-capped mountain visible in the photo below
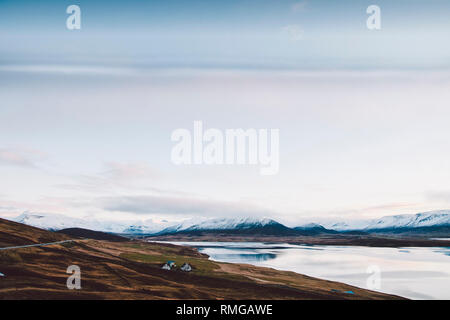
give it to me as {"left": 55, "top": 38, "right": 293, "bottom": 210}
{"left": 13, "top": 212, "right": 168, "bottom": 234}
{"left": 365, "top": 211, "right": 450, "bottom": 230}
{"left": 292, "top": 223, "right": 337, "bottom": 235}
{"left": 294, "top": 223, "right": 324, "bottom": 230}
{"left": 322, "top": 210, "right": 450, "bottom": 231}
{"left": 156, "top": 217, "right": 294, "bottom": 235}
{"left": 15, "top": 212, "right": 99, "bottom": 231}
{"left": 158, "top": 217, "right": 278, "bottom": 232}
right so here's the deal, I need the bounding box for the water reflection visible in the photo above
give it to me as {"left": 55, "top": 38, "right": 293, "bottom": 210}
{"left": 192, "top": 245, "right": 280, "bottom": 262}
{"left": 211, "top": 252, "right": 277, "bottom": 262}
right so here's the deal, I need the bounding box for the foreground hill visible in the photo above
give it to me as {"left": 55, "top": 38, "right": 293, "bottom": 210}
{"left": 0, "top": 218, "right": 402, "bottom": 300}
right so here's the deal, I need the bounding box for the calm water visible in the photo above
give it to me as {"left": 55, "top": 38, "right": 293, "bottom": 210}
{"left": 168, "top": 241, "right": 450, "bottom": 300}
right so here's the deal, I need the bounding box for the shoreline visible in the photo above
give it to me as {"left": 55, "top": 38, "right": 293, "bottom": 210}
{"left": 144, "top": 234, "right": 450, "bottom": 248}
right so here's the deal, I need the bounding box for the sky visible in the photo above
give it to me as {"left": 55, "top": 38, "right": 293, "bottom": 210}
{"left": 1, "top": 0, "right": 450, "bottom": 226}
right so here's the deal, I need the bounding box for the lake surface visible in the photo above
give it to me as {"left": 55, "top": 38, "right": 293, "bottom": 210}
{"left": 168, "top": 241, "right": 450, "bottom": 300}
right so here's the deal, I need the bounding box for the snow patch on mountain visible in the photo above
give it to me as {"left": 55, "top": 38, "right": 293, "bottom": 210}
{"left": 294, "top": 223, "right": 325, "bottom": 230}
{"left": 158, "top": 217, "right": 279, "bottom": 234}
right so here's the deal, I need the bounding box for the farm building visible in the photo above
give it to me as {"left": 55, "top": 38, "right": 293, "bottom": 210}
{"left": 161, "top": 261, "right": 176, "bottom": 270}
{"left": 180, "top": 263, "right": 192, "bottom": 272}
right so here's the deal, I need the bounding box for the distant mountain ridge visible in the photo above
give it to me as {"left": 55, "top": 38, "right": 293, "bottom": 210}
{"left": 293, "top": 223, "right": 338, "bottom": 235}
{"left": 322, "top": 210, "right": 450, "bottom": 231}
{"left": 9, "top": 210, "right": 450, "bottom": 237}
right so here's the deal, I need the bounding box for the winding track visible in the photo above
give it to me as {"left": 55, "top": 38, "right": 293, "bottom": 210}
{"left": 0, "top": 240, "right": 74, "bottom": 251}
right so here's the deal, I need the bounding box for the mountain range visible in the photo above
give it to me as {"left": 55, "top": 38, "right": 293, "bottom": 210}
{"left": 13, "top": 212, "right": 169, "bottom": 234}
{"left": 10, "top": 210, "right": 450, "bottom": 237}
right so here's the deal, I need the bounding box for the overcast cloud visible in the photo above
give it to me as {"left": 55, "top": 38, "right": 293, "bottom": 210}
{"left": 100, "top": 194, "right": 275, "bottom": 218}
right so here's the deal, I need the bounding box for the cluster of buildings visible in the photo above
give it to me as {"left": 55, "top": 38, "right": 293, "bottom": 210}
{"left": 161, "top": 261, "right": 192, "bottom": 272}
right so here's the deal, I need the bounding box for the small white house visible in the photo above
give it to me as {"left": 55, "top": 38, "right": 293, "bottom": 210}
{"left": 180, "top": 263, "right": 192, "bottom": 272}
{"left": 161, "top": 261, "right": 176, "bottom": 270}
{"left": 161, "top": 263, "right": 171, "bottom": 270}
